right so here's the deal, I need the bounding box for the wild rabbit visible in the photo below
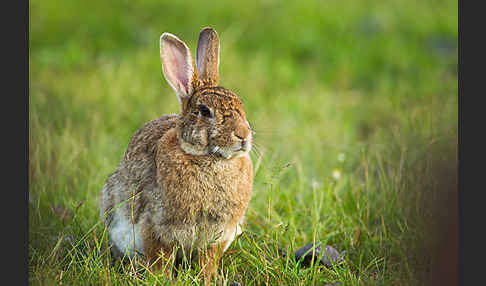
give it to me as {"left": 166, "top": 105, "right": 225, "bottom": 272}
{"left": 99, "top": 27, "right": 253, "bottom": 285}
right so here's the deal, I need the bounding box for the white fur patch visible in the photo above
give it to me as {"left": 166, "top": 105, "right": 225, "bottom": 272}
{"left": 231, "top": 150, "right": 250, "bottom": 159}
{"left": 180, "top": 139, "right": 208, "bottom": 156}
{"left": 223, "top": 223, "right": 243, "bottom": 251}
{"left": 110, "top": 211, "right": 144, "bottom": 258}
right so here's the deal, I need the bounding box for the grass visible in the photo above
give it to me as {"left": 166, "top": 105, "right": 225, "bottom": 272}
{"left": 29, "top": 0, "right": 457, "bottom": 285}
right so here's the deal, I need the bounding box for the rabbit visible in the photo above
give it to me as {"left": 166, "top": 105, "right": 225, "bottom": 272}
{"left": 99, "top": 27, "right": 253, "bottom": 285}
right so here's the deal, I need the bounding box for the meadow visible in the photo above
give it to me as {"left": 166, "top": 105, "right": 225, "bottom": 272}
{"left": 29, "top": 0, "right": 458, "bottom": 285}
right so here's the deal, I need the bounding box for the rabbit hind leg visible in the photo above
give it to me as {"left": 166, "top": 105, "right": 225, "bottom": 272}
{"left": 198, "top": 240, "right": 229, "bottom": 286}
{"left": 143, "top": 230, "right": 177, "bottom": 280}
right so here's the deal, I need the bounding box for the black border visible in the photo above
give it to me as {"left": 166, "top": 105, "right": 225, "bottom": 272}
{"left": 458, "top": 0, "right": 463, "bottom": 283}
{"left": 458, "top": 0, "right": 483, "bottom": 284}
{"left": 25, "top": 0, "right": 30, "bottom": 284}
{"left": 26, "top": 0, "right": 30, "bottom": 284}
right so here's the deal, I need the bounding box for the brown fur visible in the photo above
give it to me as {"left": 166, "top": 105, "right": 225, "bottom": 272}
{"left": 99, "top": 27, "right": 253, "bottom": 285}
{"left": 196, "top": 27, "right": 220, "bottom": 87}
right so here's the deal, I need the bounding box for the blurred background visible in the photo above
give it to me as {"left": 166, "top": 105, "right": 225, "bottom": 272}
{"left": 29, "top": 0, "right": 457, "bottom": 285}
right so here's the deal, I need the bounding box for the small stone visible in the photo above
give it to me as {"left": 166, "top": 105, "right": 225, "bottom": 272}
{"left": 294, "top": 242, "right": 345, "bottom": 267}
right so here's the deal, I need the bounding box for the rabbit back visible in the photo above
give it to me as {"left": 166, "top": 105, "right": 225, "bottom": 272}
{"left": 99, "top": 114, "right": 177, "bottom": 258}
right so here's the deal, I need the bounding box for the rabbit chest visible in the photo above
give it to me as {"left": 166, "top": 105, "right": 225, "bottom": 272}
{"left": 152, "top": 128, "right": 253, "bottom": 248}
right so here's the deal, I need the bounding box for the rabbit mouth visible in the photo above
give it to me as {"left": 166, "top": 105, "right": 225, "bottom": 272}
{"left": 210, "top": 144, "right": 251, "bottom": 159}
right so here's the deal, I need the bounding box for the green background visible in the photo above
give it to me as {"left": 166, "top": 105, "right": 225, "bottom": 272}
{"left": 29, "top": 0, "right": 457, "bottom": 285}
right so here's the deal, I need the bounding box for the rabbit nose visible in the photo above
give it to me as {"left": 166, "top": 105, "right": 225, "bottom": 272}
{"left": 234, "top": 125, "right": 250, "bottom": 141}
{"left": 241, "top": 138, "right": 248, "bottom": 148}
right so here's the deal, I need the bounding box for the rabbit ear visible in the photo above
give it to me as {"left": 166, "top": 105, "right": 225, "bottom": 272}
{"left": 196, "top": 27, "right": 220, "bottom": 87}
{"left": 160, "top": 32, "right": 197, "bottom": 103}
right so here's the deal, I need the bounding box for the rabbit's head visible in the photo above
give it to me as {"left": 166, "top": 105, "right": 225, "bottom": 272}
{"left": 160, "top": 27, "right": 252, "bottom": 159}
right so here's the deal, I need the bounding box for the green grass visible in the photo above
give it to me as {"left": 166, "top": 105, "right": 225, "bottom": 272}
{"left": 29, "top": 0, "right": 457, "bottom": 285}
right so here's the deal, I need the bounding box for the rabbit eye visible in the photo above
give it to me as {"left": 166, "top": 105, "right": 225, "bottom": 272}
{"left": 198, "top": 105, "right": 212, "bottom": 118}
